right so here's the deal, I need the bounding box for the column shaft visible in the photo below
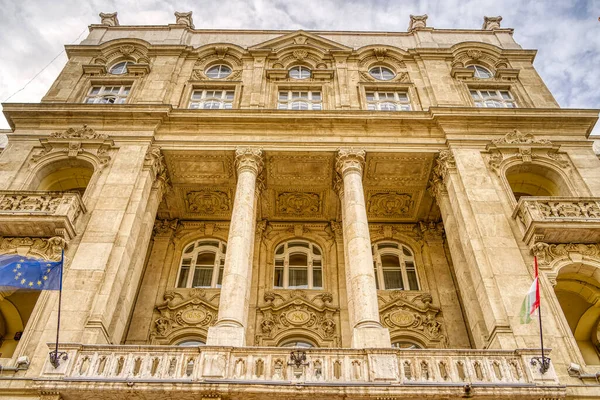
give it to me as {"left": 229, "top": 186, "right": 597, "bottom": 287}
{"left": 336, "top": 149, "right": 390, "bottom": 348}
{"left": 207, "top": 148, "right": 262, "bottom": 347}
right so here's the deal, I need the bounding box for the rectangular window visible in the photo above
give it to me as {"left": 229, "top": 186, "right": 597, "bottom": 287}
{"left": 470, "top": 89, "right": 516, "bottom": 108}
{"left": 84, "top": 85, "right": 130, "bottom": 104}
{"left": 278, "top": 91, "right": 322, "bottom": 110}
{"left": 189, "top": 89, "right": 235, "bottom": 109}
{"left": 192, "top": 267, "right": 213, "bottom": 287}
{"left": 288, "top": 268, "right": 308, "bottom": 288}
{"left": 366, "top": 91, "right": 411, "bottom": 111}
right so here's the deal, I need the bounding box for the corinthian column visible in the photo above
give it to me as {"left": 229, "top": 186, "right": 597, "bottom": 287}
{"left": 336, "top": 149, "right": 391, "bottom": 348}
{"left": 207, "top": 148, "right": 263, "bottom": 347}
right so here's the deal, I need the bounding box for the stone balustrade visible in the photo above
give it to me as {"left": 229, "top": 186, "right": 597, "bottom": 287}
{"left": 0, "top": 190, "right": 85, "bottom": 239}
{"left": 513, "top": 196, "right": 600, "bottom": 244}
{"left": 43, "top": 344, "right": 558, "bottom": 387}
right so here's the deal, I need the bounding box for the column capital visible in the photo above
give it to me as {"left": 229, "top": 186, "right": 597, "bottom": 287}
{"left": 235, "top": 147, "right": 264, "bottom": 175}
{"left": 335, "top": 148, "right": 366, "bottom": 177}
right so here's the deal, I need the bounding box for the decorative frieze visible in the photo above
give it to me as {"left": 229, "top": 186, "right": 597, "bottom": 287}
{"left": 492, "top": 129, "right": 551, "bottom": 146}
{"left": 367, "top": 191, "right": 414, "bottom": 218}
{"left": 50, "top": 125, "right": 108, "bottom": 140}
{"left": 185, "top": 189, "right": 232, "bottom": 215}
{"left": 255, "top": 290, "right": 339, "bottom": 347}
{"left": 276, "top": 191, "right": 322, "bottom": 216}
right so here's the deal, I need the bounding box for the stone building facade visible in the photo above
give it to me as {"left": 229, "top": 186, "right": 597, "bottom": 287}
{"left": 0, "top": 11, "right": 599, "bottom": 400}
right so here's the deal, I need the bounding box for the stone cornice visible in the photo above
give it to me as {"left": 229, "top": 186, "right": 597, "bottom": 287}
{"left": 2, "top": 103, "right": 597, "bottom": 141}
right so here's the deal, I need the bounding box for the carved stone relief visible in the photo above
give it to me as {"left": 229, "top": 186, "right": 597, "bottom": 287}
{"left": 378, "top": 291, "right": 448, "bottom": 348}
{"left": 185, "top": 189, "right": 232, "bottom": 215}
{"left": 255, "top": 290, "right": 339, "bottom": 347}
{"left": 532, "top": 242, "right": 600, "bottom": 268}
{"left": 275, "top": 191, "right": 322, "bottom": 217}
{"left": 367, "top": 191, "right": 414, "bottom": 218}
{"left": 0, "top": 236, "right": 65, "bottom": 260}
{"left": 150, "top": 289, "right": 219, "bottom": 344}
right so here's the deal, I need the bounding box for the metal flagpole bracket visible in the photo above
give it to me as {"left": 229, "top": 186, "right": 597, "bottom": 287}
{"left": 48, "top": 349, "right": 68, "bottom": 368}
{"left": 530, "top": 355, "right": 551, "bottom": 374}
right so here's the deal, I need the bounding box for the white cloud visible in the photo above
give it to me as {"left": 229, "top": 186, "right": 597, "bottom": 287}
{"left": 0, "top": 0, "right": 598, "bottom": 136}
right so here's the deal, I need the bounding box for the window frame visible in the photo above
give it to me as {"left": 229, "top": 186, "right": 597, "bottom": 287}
{"left": 180, "top": 81, "right": 242, "bottom": 110}
{"left": 189, "top": 88, "right": 236, "bottom": 110}
{"left": 372, "top": 241, "right": 420, "bottom": 291}
{"left": 365, "top": 90, "right": 412, "bottom": 111}
{"left": 108, "top": 61, "right": 133, "bottom": 75}
{"left": 359, "top": 83, "right": 420, "bottom": 111}
{"left": 277, "top": 89, "right": 323, "bottom": 110}
{"left": 469, "top": 88, "right": 517, "bottom": 108}
{"left": 369, "top": 66, "right": 396, "bottom": 81}
{"left": 205, "top": 64, "right": 233, "bottom": 79}
{"left": 466, "top": 65, "right": 493, "bottom": 79}
{"left": 176, "top": 239, "right": 227, "bottom": 289}
{"left": 273, "top": 240, "right": 324, "bottom": 290}
{"left": 289, "top": 65, "right": 312, "bottom": 80}
{"left": 84, "top": 84, "right": 132, "bottom": 104}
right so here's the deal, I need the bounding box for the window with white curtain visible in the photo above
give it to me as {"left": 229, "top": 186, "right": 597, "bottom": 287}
{"left": 372, "top": 241, "right": 419, "bottom": 290}
{"left": 274, "top": 240, "right": 323, "bottom": 289}
{"left": 176, "top": 239, "right": 227, "bottom": 288}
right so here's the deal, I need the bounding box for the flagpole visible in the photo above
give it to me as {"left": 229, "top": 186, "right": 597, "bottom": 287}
{"left": 49, "top": 249, "right": 67, "bottom": 368}
{"left": 533, "top": 256, "right": 550, "bottom": 374}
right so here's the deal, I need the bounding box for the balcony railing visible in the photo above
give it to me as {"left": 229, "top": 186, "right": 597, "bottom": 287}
{"left": 513, "top": 197, "right": 600, "bottom": 244}
{"left": 0, "top": 191, "right": 85, "bottom": 240}
{"left": 38, "top": 344, "right": 564, "bottom": 398}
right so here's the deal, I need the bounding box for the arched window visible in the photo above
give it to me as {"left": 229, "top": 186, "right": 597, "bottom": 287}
{"left": 289, "top": 66, "right": 311, "bottom": 79}
{"left": 369, "top": 66, "right": 395, "bottom": 81}
{"left": 392, "top": 340, "right": 423, "bottom": 349}
{"left": 466, "top": 65, "right": 492, "bottom": 79}
{"left": 205, "top": 64, "right": 232, "bottom": 79}
{"left": 554, "top": 265, "right": 600, "bottom": 365}
{"left": 30, "top": 159, "right": 94, "bottom": 196}
{"left": 280, "top": 339, "right": 314, "bottom": 348}
{"left": 176, "top": 239, "right": 227, "bottom": 288}
{"left": 177, "top": 339, "right": 206, "bottom": 347}
{"left": 372, "top": 241, "right": 419, "bottom": 290}
{"left": 109, "top": 61, "right": 133, "bottom": 75}
{"left": 505, "top": 164, "right": 571, "bottom": 201}
{"left": 274, "top": 240, "right": 323, "bottom": 289}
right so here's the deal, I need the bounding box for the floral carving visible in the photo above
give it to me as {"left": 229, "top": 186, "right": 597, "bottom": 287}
{"left": 276, "top": 192, "right": 321, "bottom": 215}
{"left": 50, "top": 125, "right": 108, "bottom": 140}
{"left": 367, "top": 192, "right": 414, "bottom": 217}
{"left": 535, "top": 200, "right": 600, "bottom": 219}
{"left": 150, "top": 290, "right": 219, "bottom": 344}
{"left": 235, "top": 147, "right": 264, "bottom": 175}
{"left": 532, "top": 242, "right": 600, "bottom": 267}
{"left": 153, "top": 218, "right": 179, "bottom": 237}
{"left": 378, "top": 291, "right": 447, "bottom": 348}
{"left": 466, "top": 49, "right": 482, "bottom": 60}
{"left": 0, "top": 193, "right": 63, "bottom": 213}
{"left": 492, "top": 129, "right": 551, "bottom": 146}
{"left": 0, "top": 236, "right": 65, "bottom": 261}
{"left": 186, "top": 190, "right": 232, "bottom": 214}
{"left": 293, "top": 50, "right": 308, "bottom": 60}
{"left": 256, "top": 290, "right": 339, "bottom": 347}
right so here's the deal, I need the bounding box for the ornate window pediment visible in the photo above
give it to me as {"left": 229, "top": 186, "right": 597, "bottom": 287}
{"left": 191, "top": 45, "right": 245, "bottom": 81}
{"left": 150, "top": 289, "right": 219, "bottom": 344}
{"left": 450, "top": 43, "right": 519, "bottom": 81}
{"left": 255, "top": 290, "right": 339, "bottom": 347}
{"left": 82, "top": 39, "right": 151, "bottom": 76}
{"left": 356, "top": 46, "right": 410, "bottom": 83}
{"left": 483, "top": 129, "right": 569, "bottom": 174}
{"left": 378, "top": 291, "right": 448, "bottom": 348}
{"left": 28, "top": 125, "right": 116, "bottom": 171}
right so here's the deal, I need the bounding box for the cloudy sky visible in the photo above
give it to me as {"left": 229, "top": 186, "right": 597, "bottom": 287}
{"left": 0, "top": 0, "right": 598, "bottom": 135}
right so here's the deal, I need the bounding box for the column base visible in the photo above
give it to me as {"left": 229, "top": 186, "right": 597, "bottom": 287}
{"left": 206, "top": 325, "right": 246, "bottom": 347}
{"left": 352, "top": 326, "right": 391, "bottom": 348}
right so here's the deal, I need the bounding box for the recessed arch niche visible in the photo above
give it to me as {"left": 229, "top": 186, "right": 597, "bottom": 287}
{"left": 505, "top": 163, "right": 571, "bottom": 201}
{"left": 29, "top": 158, "right": 95, "bottom": 195}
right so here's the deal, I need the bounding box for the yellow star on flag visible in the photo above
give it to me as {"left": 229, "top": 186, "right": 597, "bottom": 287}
{"left": 20, "top": 278, "right": 26, "bottom": 284}
{"left": 28, "top": 282, "right": 34, "bottom": 287}
{"left": 37, "top": 281, "right": 42, "bottom": 286}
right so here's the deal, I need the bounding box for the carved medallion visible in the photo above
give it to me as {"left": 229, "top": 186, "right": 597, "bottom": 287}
{"left": 180, "top": 308, "right": 207, "bottom": 324}
{"left": 367, "top": 192, "right": 414, "bottom": 217}
{"left": 389, "top": 309, "right": 416, "bottom": 327}
{"left": 186, "top": 190, "right": 231, "bottom": 214}
{"left": 276, "top": 191, "right": 321, "bottom": 216}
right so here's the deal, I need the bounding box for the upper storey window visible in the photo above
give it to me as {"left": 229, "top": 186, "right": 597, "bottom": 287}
{"left": 466, "top": 65, "right": 493, "bottom": 79}
{"left": 189, "top": 89, "right": 234, "bottom": 109}
{"left": 206, "top": 65, "right": 232, "bottom": 79}
{"left": 373, "top": 241, "right": 419, "bottom": 290}
{"left": 176, "top": 239, "right": 227, "bottom": 289}
{"left": 278, "top": 91, "right": 322, "bottom": 110}
{"left": 470, "top": 89, "right": 516, "bottom": 108}
{"left": 84, "top": 85, "right": 130, "bottom": 104}
{"left": 109, "top": 61, "right": 132, "bottom": 75}
{"left": 289, "top": 66, "right": 311, "bottom": 79}
{"left": 369, "top": 66, "right": 395, "bottom": 81}
{"left": 274, "top": 240, "right": 323, "bottom": 289}
{"left": 366, "top": 91, "right": 411, "bottom": 111}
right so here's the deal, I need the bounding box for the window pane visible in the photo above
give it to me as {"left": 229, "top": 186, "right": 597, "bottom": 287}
{"left": 383, "top": 270, "right": 404, "bottom": 290}
{"left": 407, "top": 269, "right": 419, "bottom": 290}
{"left": 275, "top": 245, "right": 285, "bottom": 255}
{"left": 402, "top": 246, "right": 412, "bottom": 257}
{"left": 313, "top": 246, "right": 321, "bottom": 255}
{"left": 374, "top": 267, "right": 379, "bottom": 289}
{"left": 366, "top": 92, "right": 375, "bottom": 101}
{"left": 313, "top": 268, "right": 322, "bottom": 288}
{"left": 192, "top": 267, "right": 213, "bottom": 287}
{"left": 312, "top": 92, "right": 322, "bottom": 101}
{"left": 279, "top": 92, "right": 288, "bottom": 100}
{"left": 289, "top": 268, "right": 308, "bottom": 288}
{"left": 289, "top": 241, "right": 310, "bottom": 248}
{"left": 196, "top": 251, "right": 216, "bottom": 265}
{"left": 274, "top": 267, "right": 284, "bottom": 288}
{"left": 217, "top": 266, "right": 224, "bottom": 287}
{"left": 90, "top": 87, "right": 101, "bottom": 95}
{"left": 289, "top": 253, "right": 307, "bottom": 266}
{"left": 378, "top": 243, "right": 398, "bottom": 250}
{"left": 177, "top": 265, "right": 190, "bottom": 288}
{"left": 381, "top": 254, "right": 400, "bottom": 268}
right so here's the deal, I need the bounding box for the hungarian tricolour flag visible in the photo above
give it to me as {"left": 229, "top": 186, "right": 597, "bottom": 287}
{"left": 520, "top": 256, "right": 540, "bottom": 324}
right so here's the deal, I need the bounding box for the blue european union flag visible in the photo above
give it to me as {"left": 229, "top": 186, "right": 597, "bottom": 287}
{"left": 0, "top": 254, "right": 62, "bottom": 290}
